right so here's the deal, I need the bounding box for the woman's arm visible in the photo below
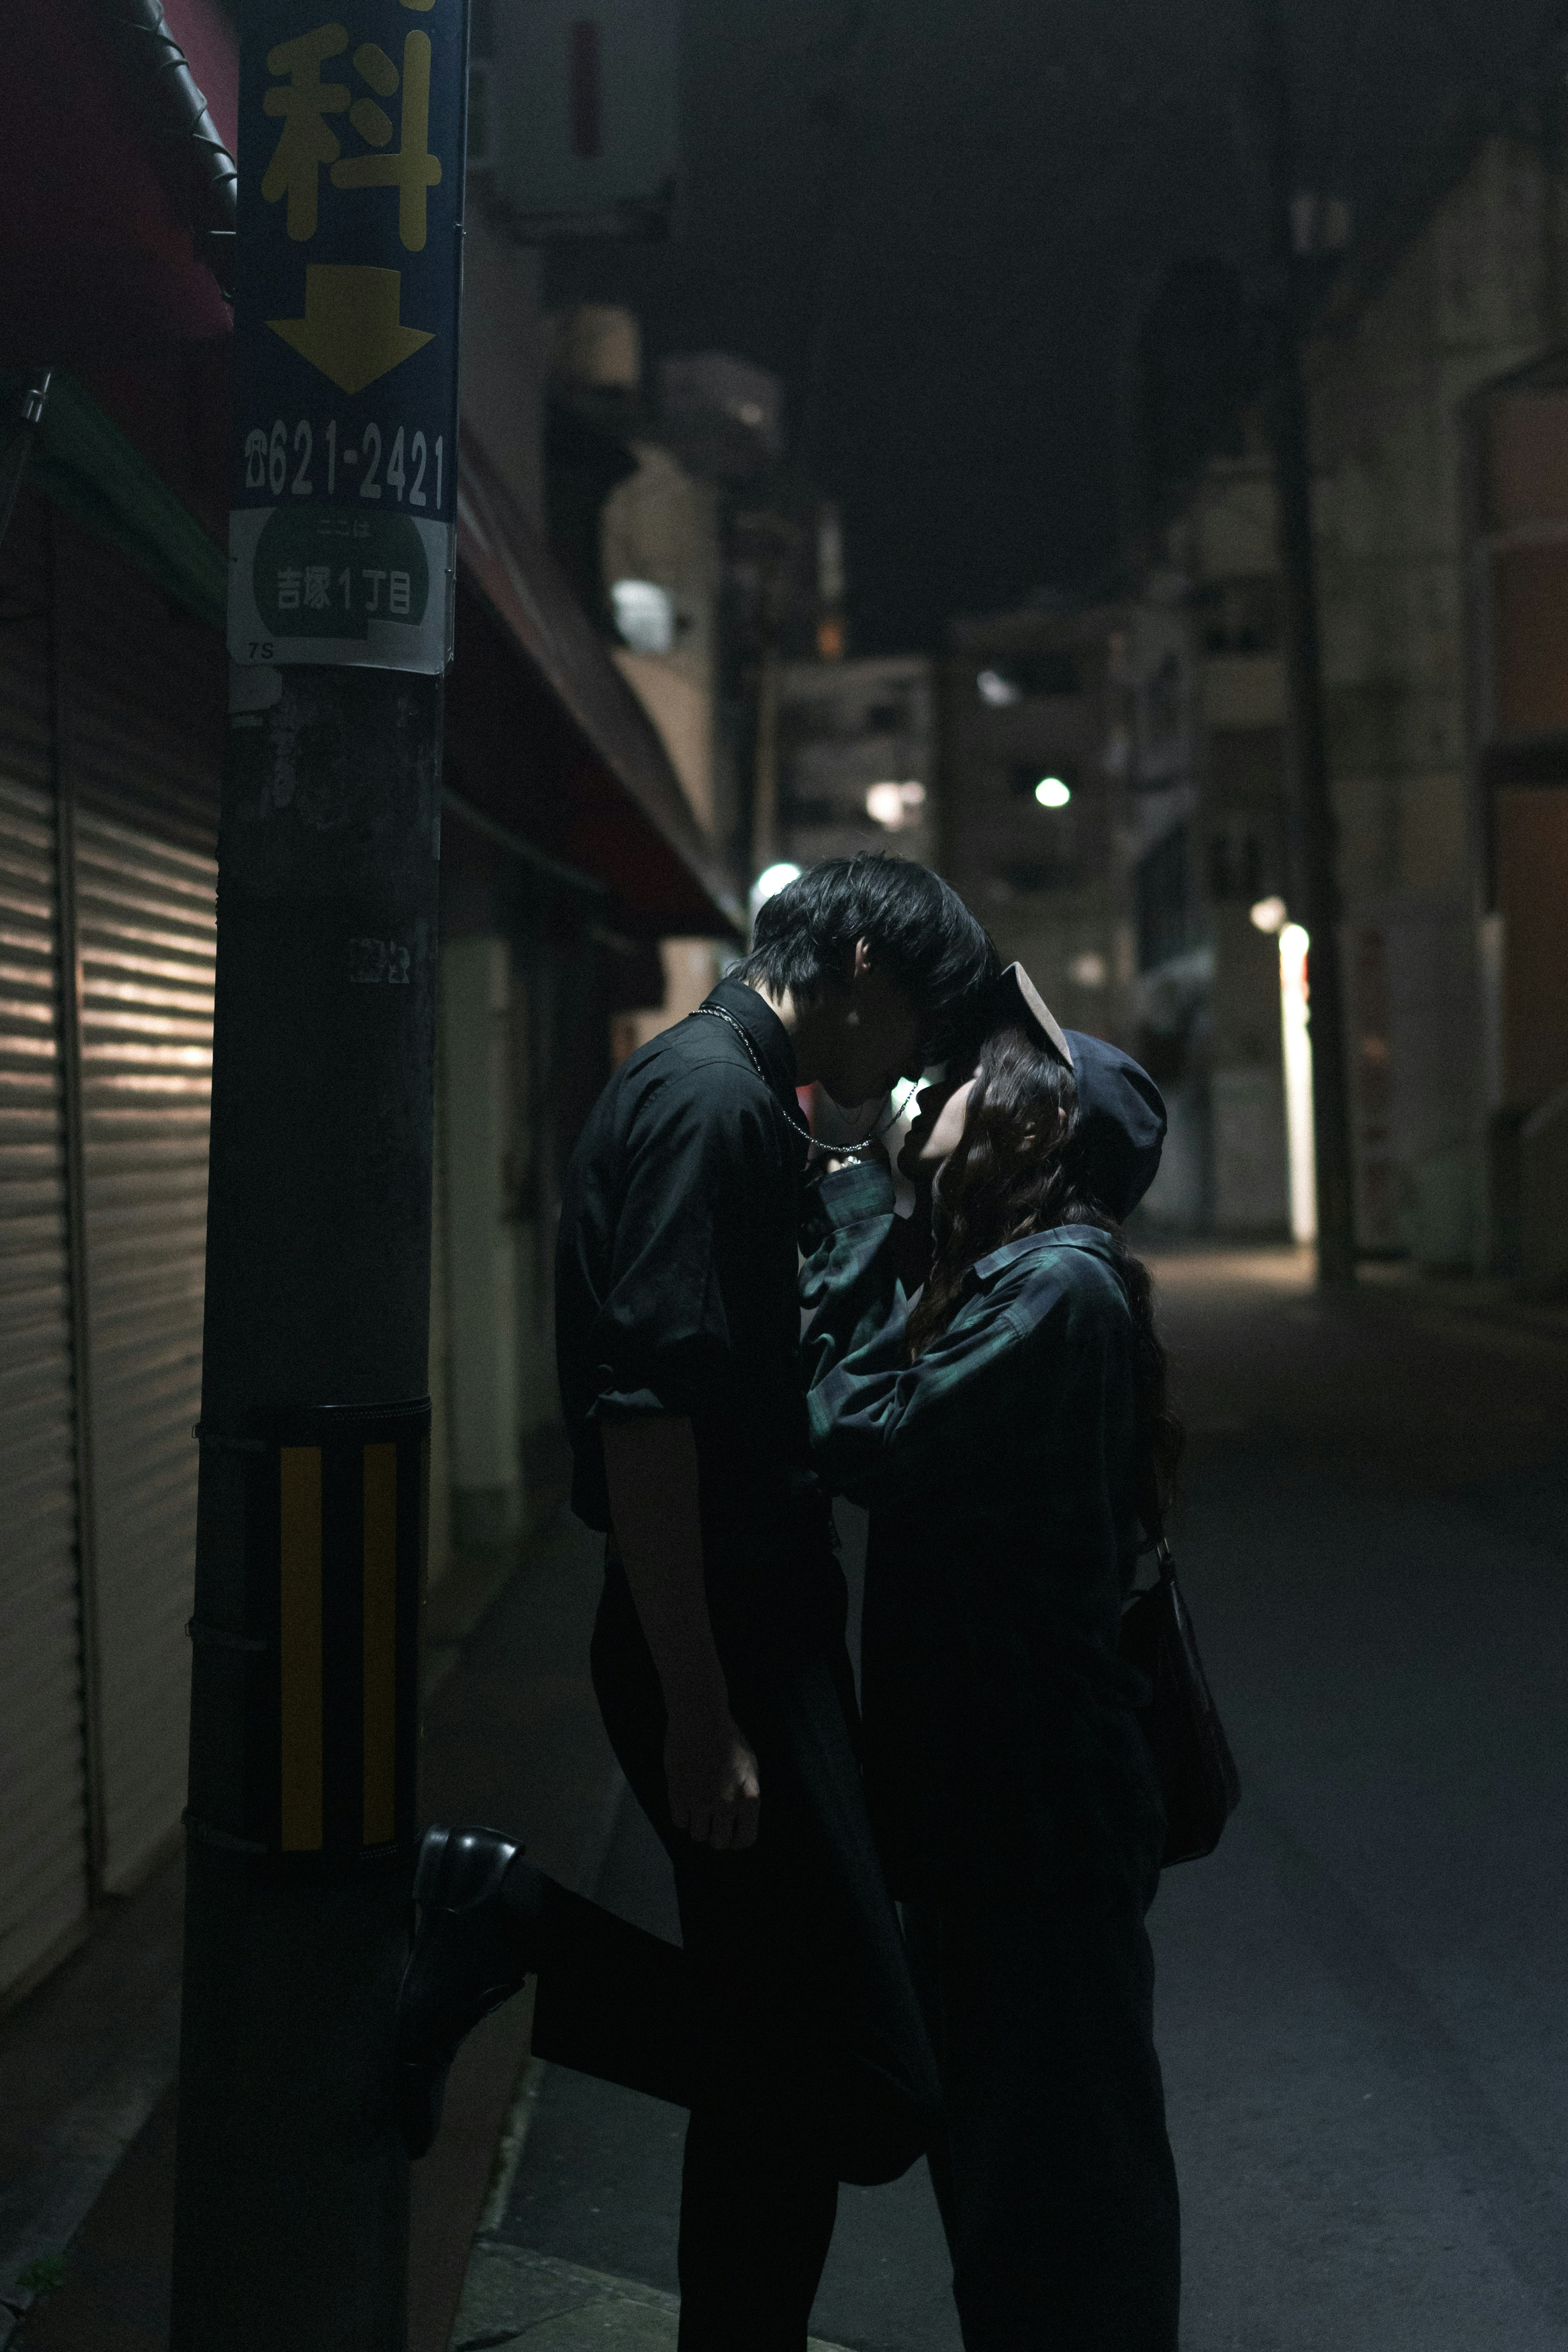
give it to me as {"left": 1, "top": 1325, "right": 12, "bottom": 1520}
{"left": 806, "top": 1258, "right": 1074, "bottom": 1512}
{"left": 799, "top": 1159, "right": 909, "bottom": 1392}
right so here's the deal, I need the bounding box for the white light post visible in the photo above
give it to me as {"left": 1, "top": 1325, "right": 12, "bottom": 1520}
{"left": 1278, "top": 922, "right": 1317, "bottom": 1244}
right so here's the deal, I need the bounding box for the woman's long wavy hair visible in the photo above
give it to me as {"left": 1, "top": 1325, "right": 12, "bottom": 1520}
{"left": 905, "top": 1025, "right": 1183, "bottom": 1490}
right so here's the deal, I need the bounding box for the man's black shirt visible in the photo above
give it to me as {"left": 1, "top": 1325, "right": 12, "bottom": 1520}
{"left": 556, "top": 976, "right": 836, "bottom": 1658}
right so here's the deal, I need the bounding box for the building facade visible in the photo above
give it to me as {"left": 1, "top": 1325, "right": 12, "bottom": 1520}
{"left": 1113, "top": 447, "right": 1293, "bottom": 1234}
{"left": 1113, "top": 124, "right": 1568, "bottom": 1270}
{"left": 940, "top": 607, "right": 1127, "bottom": 1060}
{"left": 774, "top": 653, "right": 939, "bottom": 877}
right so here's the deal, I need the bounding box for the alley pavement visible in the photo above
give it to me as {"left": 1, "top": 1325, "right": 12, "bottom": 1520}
{"left": 9, "top": 1244, "right": 1568, "bottom": 2350}
{"left": 468, "top": 1244, "right": 1568, "bottom": 2352}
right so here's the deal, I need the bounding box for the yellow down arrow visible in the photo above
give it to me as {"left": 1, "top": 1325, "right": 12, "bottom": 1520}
{"left": 268, "top": 265, "right": 434, "bottom": 396}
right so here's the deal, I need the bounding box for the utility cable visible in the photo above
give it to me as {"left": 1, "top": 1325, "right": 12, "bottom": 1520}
{"left": 85, "top": 0, "right": 237, "bottom": 300}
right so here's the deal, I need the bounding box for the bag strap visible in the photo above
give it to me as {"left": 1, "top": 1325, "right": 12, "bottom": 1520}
{"left": 1134, "top": 1444, "right": 1174, "bottom": 1578}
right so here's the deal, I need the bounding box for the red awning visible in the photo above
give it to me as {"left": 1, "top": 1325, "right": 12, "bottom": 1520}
{"left": 0, "top": 0, "right": 231, "bottom": 367}
{"left": 455, "top": 428, "right": 742, "bottom": 938}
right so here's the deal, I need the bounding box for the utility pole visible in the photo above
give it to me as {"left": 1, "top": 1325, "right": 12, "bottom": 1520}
{"left": 171, "top": 2, "right": 468, "bottom": 2345}
{"left": 743, "top": 509, "right": 799, "bottom": 892}
{"left": 752, "top": 640, "right": 781, "bottom": 880}
{"left": 1253, "top": 0, "right": 1358, "bottom": 1285}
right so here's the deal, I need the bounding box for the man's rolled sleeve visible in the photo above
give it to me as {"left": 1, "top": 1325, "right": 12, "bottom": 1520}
{"left": 799, "top": 1159, "right": 905, "bottom": 1395}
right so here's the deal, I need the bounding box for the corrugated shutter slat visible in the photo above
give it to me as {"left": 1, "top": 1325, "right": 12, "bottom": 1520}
{"left": 76, "top": 803, "right": 216, "bottom": 1892}
{"left": 0, "top": 748, "right": 89, "bottom": 1993}
{"left": 58, "top": 514, "right": 223, "bottom": 1900}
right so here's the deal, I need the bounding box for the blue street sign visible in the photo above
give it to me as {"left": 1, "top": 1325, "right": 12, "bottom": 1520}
{"left": 229, "top": 0, "right": 469, "bottom": 674}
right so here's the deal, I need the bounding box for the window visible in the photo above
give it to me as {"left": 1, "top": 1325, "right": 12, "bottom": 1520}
{"left": 1145, "top": 650, "right": 1184, "bottom": 748}
{"left": 977, "top": 652, "right": 1080, "bottom": 702}
{"left": 1208, "top": 827, "right": 1263, "bottom": 902}
{"left": 1195, "top": 579, "right": 1281, "bottom": 655}
{"left": 998, "top": 859, "right": 1058, "bottom": 895}
{"left": 1136, "top": 825, "right": 1190, "bottom": 971}
{"left": 779, "top": 795, "right": 835, "bottom": 829}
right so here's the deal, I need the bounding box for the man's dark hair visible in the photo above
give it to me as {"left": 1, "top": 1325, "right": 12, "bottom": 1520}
{"left": 735, "top": 854, "right": 998, "bottom": 1059}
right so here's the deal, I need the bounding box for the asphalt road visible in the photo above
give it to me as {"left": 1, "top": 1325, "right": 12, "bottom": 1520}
{"left": 490, "top": 1247, "right": 1568, "bottom": 2351}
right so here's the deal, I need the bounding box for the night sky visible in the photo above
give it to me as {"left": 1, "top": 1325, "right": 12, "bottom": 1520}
{"left": 550, "top": 0, "right": 1560, "bottom": 654}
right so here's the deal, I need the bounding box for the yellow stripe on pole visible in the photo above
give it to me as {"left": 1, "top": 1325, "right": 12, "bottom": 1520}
{"left": 279, "top": 1446, "right": 324, "bottom": 1851}
{"left": 362, "top": 1442, "right": 399, "bottom": 1846}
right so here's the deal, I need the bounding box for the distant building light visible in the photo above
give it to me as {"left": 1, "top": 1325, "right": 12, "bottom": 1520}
{"left": 1069, "top": 951, "right": 1108, "bottom": 988}
{"left": 750, "top": 862, "right": 802, "bottom": 925}
{"left": 610, "top": 578, "right": 675, "bottom": 655}
{"left": 1278, "top": 923, "right": 1316, "bottom": 1244}
{"left": 1034, "top": 776, "right": 1071, "bottom": 808}
{"left": 865, "top": 780, "right": 927, "bottom": 830}
{"left": 1250, "top": 894, "right": 1288, "bottom": 934}
{"left": 977, "top": 668, "right": 1022, "bottom": 707}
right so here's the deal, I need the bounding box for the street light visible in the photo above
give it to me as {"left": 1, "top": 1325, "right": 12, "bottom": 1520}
{"left": 1034, "top": 775, "right": 1071, "bottom": 808}
{"left": 865, "top": 780, "right": 926, "bottom": 829}
{"left": 750, "top": 860, "right": 802, "bottom": 930}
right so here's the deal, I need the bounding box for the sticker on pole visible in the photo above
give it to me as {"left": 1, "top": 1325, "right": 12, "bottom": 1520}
{"left": 229, "top": 0, "right": 469, "bottom": 675}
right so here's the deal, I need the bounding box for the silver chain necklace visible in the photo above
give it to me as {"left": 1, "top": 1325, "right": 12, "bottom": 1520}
{"left": 695, "top": 1002, "right": 885, "bottom": 1157}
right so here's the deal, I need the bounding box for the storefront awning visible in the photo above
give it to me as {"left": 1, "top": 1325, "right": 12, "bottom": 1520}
{"left": 456, "top": 430, "right": 743, "bottom": 940}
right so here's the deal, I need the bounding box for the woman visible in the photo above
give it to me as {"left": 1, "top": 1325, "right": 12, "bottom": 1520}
{"left": 799, "top": 965, "right": 1182, "bottom": 2352}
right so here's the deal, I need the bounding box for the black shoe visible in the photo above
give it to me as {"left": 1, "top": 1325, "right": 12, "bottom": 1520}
{"left": 394, "top": 1823, "right": 535, "bottom": 2158}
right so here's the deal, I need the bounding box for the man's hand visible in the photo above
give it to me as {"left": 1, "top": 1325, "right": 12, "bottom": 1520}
{"left": 664, "top": 1702, "right": 761, "bottom": 1851}
{"left": 601, "top": 1416, "right": 763, "bottom": 1854}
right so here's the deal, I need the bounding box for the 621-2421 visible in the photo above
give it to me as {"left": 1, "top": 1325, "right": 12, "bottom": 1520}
{"left": 242, "top": 419, "right": 445, "bottom": 510}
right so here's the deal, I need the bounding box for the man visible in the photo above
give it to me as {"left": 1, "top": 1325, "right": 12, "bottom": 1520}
{"left": 397, "top": 855, "right": 997, "bottom": 2348}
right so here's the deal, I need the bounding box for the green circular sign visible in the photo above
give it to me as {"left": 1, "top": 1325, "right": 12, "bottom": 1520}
{"left": 254, "top": 507, "right": 430, "bottom": 640}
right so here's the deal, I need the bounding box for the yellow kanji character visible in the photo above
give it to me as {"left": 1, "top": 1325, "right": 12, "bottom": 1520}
{"left": 330, "top": 30, "right": 441, "bottom": 253}
{"left": 261, "top": 25, "right": 351, "bottom": 242}
{"left": 349, "top": 41, "right": 398, "bottom": 143}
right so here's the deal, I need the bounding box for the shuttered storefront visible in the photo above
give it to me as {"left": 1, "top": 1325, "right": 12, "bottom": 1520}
{"left": 73, "top": 804, "right": 216, "bottom": 1889}
{"left": 0, "top": 493, "right": 223, "bottom": 1995}
{"left": 0, "top": 492, "right": 89, "bottom": 1992}
{"left": 65, "top": 512, "right": 222, "bottom": 1898}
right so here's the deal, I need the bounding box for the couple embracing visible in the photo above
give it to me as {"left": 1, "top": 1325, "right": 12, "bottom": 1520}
{"left": 396, "top": 855, "right": 1182, "bottom": 2352}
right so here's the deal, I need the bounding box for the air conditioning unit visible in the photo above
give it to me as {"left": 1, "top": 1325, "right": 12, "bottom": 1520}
{"left": 490, "top": 0, "right": 681, "bottom": 239}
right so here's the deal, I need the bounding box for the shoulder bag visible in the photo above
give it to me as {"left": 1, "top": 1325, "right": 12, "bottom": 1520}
{"left": 1119, "top": 1464, "right": 1241, "bottom": 1867}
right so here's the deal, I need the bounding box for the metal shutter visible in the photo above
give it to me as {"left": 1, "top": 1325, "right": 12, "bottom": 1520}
{"left": 63, "top": 531, "right": 221, "bottom": 1893}
{"left": 0, "top": 499, "right": 90, "bottom": 1993}
{"left": 72, "top": 808, "right": 215, "bottom": 1887}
